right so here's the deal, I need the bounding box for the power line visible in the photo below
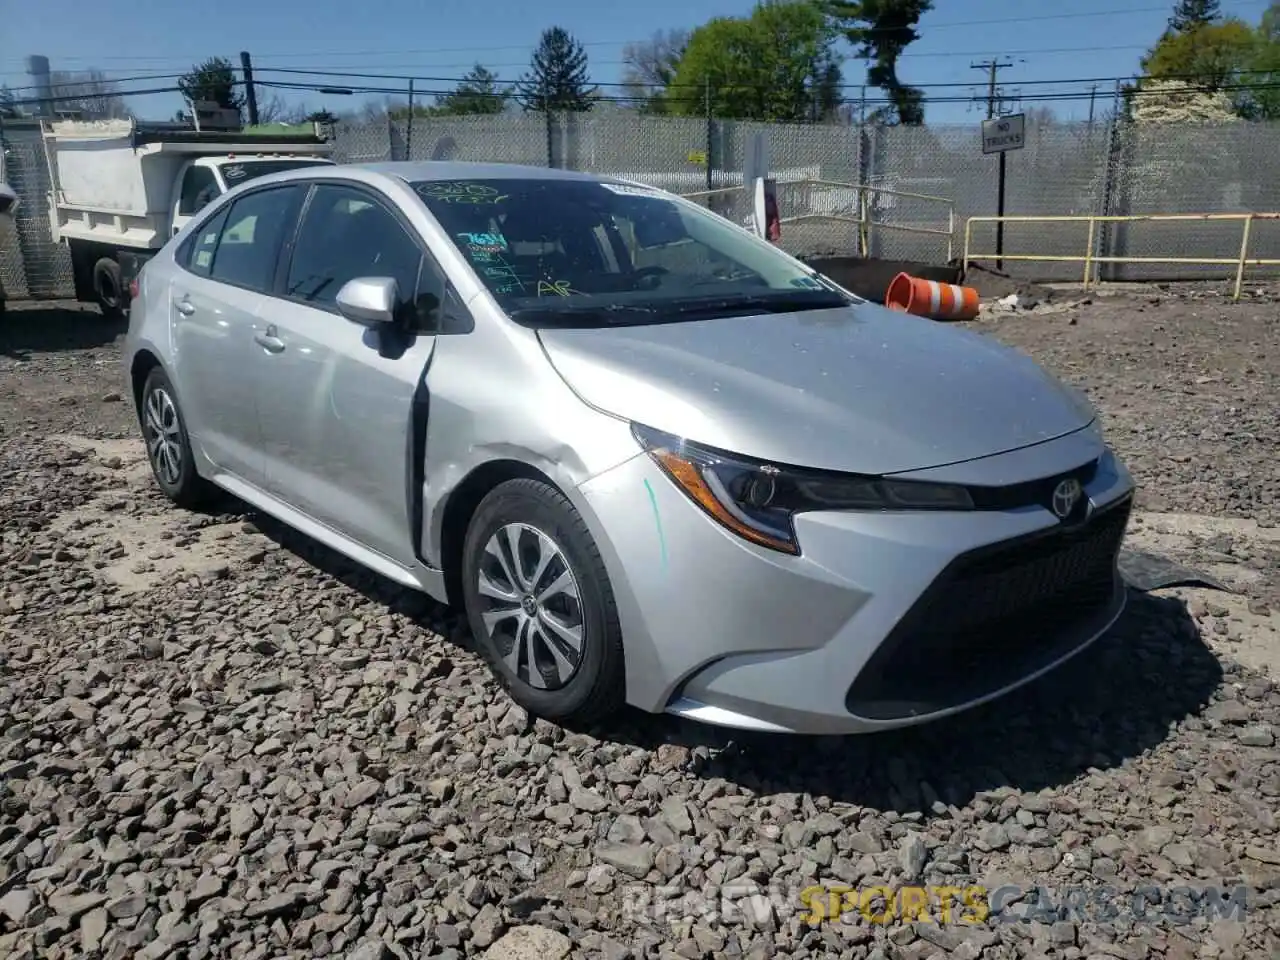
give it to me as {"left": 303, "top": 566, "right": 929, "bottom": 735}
{"left": 2, "top": 0, "right": 1271, "bottom": 69}
{"left": 0, "top": 43, "right": 1165, "bottom": 84}
{"left": 10, "top": 56, "right": 1280, "bottom": 99}
{"left": 13, "top": 74, "right": 1280, "bottom": 113}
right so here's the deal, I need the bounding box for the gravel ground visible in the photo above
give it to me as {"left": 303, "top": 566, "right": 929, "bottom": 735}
{"left": 1, "top": 294, "right": 1278, "bottom": 960}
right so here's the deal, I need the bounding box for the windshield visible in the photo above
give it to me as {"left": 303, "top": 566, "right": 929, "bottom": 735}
{"left": 409, "top": 177, "right": 850, "bottom": 326}
{"left": 219, "top": 159, "right": 331, "bottom": 187}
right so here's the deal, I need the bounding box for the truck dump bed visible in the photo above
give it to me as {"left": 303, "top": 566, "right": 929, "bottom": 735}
{"left": 44, "top": 118, "right": 333, "bottom": 249}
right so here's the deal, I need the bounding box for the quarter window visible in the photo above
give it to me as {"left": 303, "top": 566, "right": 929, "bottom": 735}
{"left": 208, "top": 186, "right": 304, "bottom": 293}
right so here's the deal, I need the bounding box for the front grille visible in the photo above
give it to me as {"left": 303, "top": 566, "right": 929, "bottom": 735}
{"left": 846, "top": 496, "right": 1132, "bottom": 721}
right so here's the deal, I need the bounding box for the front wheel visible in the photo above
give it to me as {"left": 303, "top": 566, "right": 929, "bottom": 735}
{"left": 139, "top": 367, "right": 213, "bottom": 508}
{"left": 461, "top": 478, "right": 626, "bottom": 727}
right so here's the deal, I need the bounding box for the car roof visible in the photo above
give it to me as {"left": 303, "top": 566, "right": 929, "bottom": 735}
{"left": 247, "top": 159, "right": 619, "bottom": 186}
{"left": 352, "top": 161, "right": 614, "bottom": 184}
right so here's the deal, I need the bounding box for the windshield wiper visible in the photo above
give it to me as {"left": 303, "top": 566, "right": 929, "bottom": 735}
{"left": 507, "top": 303, "right": 658, "bottom": 326}
{"left": 667, "top": 291, "right": 849, "bottom": 317}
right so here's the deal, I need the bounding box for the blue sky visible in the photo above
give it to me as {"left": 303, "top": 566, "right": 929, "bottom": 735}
{"left": 1, "top": 0, "right": 1272, "bottom": 125}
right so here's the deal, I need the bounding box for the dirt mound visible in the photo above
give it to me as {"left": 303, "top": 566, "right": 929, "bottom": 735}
{"left": 960, "top": 262, "right": 1056, "bottom": 303}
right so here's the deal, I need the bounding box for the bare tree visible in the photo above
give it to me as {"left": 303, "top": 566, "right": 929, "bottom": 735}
{"left": 1023, "top": 106, "right": 1056, "bottom": 129}
{"left": 621, "top": 28, "right": 689, "bottom": 107}
{"left": 48, "top": 70, "right": 130, "bottom": 120}
{"left": 254, "top": 92, "right": 289, "bottom": 124}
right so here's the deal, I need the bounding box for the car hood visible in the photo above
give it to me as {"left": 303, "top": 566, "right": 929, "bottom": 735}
{"left": 535, "top": 301, "right": 1095, "bottom": 475}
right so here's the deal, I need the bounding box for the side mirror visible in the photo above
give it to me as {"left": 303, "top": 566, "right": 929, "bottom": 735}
{"left": 336, "top": 277, "right": 399, "bottom": 327}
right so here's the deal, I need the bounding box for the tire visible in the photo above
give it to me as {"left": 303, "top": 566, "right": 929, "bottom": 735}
{"left": 93, "top": 257, "right": 126, "bottom": 321}
{"left": 461, "top": 478, "right": 626, "bottom": 727}
{"left": 139, "top": 367, "right": 213, "bottom": 508}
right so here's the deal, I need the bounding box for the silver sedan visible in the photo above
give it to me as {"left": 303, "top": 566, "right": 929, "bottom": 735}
{"left": 123, "top": 161, "right": 1135, "bottom": 735}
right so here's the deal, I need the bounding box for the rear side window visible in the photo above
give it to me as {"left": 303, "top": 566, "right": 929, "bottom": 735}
{"left": 209, "top": 185, "right": 305, "bottom": 293}
{"left": 183, "top": 206, "right": 229, "bottom": 277}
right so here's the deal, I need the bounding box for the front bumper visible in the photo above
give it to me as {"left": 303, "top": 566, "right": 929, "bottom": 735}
{"left": 572, "top": 427, "right": 1135, "bottom": 735}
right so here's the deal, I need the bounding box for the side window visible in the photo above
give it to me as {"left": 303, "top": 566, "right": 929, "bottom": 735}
{"left": 209, "top": 186, "right": 304, "bottom": 293}
{"left": 286, "top": 184, "right": 426, "bottom": 323}
{"left": 182, "top": 206, "right": 230, "bottom": 277}
{"left": 179, "top": 166, "right": 219, "bottom": 216}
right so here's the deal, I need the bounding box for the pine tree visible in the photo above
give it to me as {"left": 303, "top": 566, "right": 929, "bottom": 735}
{"left": 516, "top": 27, "right": 593, "bottom": 112}
{"left": 436, "top": 65, "right": 508, "bottom": 115}
{"left": 1169, "top": 0, "right": 1221, "bottom": 32}
{"left": 178, "top": 57, "right": 245, "bottom": 114}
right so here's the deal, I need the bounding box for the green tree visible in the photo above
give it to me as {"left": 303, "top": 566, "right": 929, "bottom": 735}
{"left": 1141, "top": 18, "right": 1257, "bottom": 86}
{"left": 436, "top": 65, "right": 509, "bottom": 115}
{"left": 516, "top": 27, "right": 593, "bottom": 112}
{"left": 827, "top": 0, "right": 932, "bottom": 125}
{"left": 1169, "top": 0, "right": 1221, "bottom": 32}
{"left": 178, "top": 57, "right": 244, "bottom": 115}
{"left": 0, "top": 85, "right": 18, "bottom": 118}
{"left": 1244, "top": 2, "right": 1280, "bottom": 118}
{"left": 666, "top": 1, "right": 842, "bottom": 122}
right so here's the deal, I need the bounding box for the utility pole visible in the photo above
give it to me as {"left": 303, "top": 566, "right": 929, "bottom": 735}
{"left": 970, "top": 59, "right": 1014, "bottom": 119}
{"left": 1087, "top": 83, "right": 1098, "bottom": 128}
{"left": 239, "top": 51, "right": 259, "bottom": 126}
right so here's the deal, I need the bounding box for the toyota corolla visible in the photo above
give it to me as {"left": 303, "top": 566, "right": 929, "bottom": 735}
{"left": 123, "top": 161, "right": 1135, "bottom": 735}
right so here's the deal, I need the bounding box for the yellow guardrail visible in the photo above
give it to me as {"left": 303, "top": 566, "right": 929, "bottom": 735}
{"left": 963, "top": 213, "right": 1280, "bottom": 300}
{"left": 682, "top": 179, "right": 956, "bottom": 261}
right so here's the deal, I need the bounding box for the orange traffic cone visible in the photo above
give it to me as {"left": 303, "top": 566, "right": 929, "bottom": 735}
{"left": 885, "top": 272, "right": 980, "bottom": 320}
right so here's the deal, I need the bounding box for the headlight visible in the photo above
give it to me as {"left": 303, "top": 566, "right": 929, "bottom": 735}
{"left": 632, "top": 424, "right": 974, "bottom": 555}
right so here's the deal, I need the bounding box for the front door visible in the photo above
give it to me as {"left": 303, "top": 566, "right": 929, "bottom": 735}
{"left": 253, "top": 182, "right": 442, "bottom": 569}
{"left": 169, "top": 183, "right": 306, "bottom": 486}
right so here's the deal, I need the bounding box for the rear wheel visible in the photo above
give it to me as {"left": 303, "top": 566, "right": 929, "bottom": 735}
{"left": 140, "top": 367, "right": 213, "bottom": 508}
{"left": 93, "top": 257, "right": 126, "bottom": 321}
{"left": 461, "top": 478, "right": 626, "bottom": 726}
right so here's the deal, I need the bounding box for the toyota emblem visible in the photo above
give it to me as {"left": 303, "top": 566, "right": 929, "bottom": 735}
{"left": 1051, "top": 478, "right": 1083, "bottom": 519}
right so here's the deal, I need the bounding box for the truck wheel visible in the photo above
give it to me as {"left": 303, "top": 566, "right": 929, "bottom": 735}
{"left": 93, "top": 257, "right": 126, "bottom": 321}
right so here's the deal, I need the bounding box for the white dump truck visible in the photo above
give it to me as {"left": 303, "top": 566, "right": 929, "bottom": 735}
{"left": 43, "top": 117, "right": 335, "bottom": 318}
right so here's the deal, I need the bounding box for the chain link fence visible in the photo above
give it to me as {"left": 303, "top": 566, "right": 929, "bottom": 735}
{"left": 5, "top": 111, "right": 1280, "bottom": 300}
{"left": 1, "top": 124, "right": 75, "bottom": 300}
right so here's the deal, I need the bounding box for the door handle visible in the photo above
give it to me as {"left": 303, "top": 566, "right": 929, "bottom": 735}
{"left": 175, "top": 299, "right": 195, "bottom": 316}
{"left": 254, "top": 334, "right": 286, "bottom": 354}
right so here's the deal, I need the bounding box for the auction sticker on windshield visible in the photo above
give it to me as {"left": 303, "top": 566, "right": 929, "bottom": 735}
{"left": 599, "top": 182, "right": 665, "bottom": 197}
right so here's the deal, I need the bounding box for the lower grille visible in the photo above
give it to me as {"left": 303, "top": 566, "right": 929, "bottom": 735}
{"left": 846, "top": 496, "right": 1132, "bottom": 721}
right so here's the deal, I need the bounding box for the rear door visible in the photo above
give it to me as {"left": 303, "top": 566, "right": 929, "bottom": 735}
{"left": 169, "top": 183, "right": 306, "bottom": 486}
{"left": 252, "top": 181, "right": 445, "bottom": 568}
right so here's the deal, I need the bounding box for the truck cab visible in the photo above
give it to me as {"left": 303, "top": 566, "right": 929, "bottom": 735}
{"left": 170, "top": 154, "right": 335, "bottom": 236}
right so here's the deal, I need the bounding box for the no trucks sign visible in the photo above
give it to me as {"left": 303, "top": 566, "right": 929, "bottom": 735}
{"left": 982, "top": 113, "right": 1025, "bottom": 154}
